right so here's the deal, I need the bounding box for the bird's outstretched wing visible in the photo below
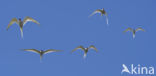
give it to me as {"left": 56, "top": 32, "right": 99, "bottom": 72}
{"left": 43, "top": 49, "right": 62, "bottom": 54}
{"left": 136, "top": 28, "right": 145, "bottom": 32}
{"left": 89, "top": 9, "right": 102, "bottom": 17}
{"left": 23, "top": 49, "right": 40, "bottom": 54}
{"left": 124, "top": 28, "right": 133, "bottom": 32}
{"left": 23, "top": 16, "right": 40, "bottom": 25}
{"left": 89, "top": 45, "right": 98, "bottom": 52}
{"left": 72, "top": 46, "right": 85, "bottom": 52}
{"left": 7, "top": 18, "right": 19, "bottom": 30}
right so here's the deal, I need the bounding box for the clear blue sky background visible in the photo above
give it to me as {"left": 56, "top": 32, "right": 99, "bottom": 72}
{"left": 0, "top": 0, "right": 155, "bottom": 76}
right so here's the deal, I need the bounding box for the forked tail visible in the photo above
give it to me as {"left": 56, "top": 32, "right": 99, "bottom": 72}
{"left": 20, "top": 28, "right": 23, "bottom": 38}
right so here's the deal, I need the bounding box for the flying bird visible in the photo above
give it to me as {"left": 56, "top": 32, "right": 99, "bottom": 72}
{"left": 7, "top": 16, "right": 40, "bottom": 38}
{"left": 72, "top": 45, "right": 98, "bottom": 58}
{"left": 124, "top": 27, "right": 145, "bottom": 38}
{"left": 23, "top": 49, "right": 62, "bottom": 62}
{"left": 89, "top": 8, "right": 109, "bottom": 25}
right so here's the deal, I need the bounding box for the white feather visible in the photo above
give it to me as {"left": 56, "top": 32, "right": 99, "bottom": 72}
{"left": 83, "top": 53, "right": 87, "bottom": 59}
{"left": 20, "top": 28, "right": 23, "bottom": 38}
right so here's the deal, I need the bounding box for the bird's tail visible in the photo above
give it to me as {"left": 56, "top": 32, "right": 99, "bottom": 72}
{"left": 40, "top": 55, "right": 43, "bottom": 63}
{"left": 20, "top": 28, "right": 23, "bottom": 38}
{"left": 83, "top": 53, "right": 87, "bottom": 59}
{"left": 133, "top": 34, "right": 135, "bottom": 39}
{"left": 106, "top": 16, "right": 109, "bottom": 26}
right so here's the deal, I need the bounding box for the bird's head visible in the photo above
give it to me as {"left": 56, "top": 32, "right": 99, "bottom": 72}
{"left": 39, "top": 50, "right": 42, "bottom": 52}
{"left": 85, "top": 48, "right": 88, "bottom": 52}
{"left": 40, "top": 50, "right": 44, "bottom": 54}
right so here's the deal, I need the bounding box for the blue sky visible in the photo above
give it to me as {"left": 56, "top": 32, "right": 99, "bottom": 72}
{"left": 0, "top": 0, "right": 155, "bottom": 76}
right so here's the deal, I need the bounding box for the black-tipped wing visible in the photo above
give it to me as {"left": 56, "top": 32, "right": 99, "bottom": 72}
{"left": 23, "top": 49, "right": 40, "bottom": 54}
{"left": 89, "top": 45, "right": 98, "bottom": 52}
{"left": 72, "top": 46, "right": 85, "bottom": 52}
{"left": 43, "top": 49, "right": 62, "bottom": 54}
{"left": 124, "top": 28, "right": 133, "bottom": 32}
{"left": 7, "top": 18, "right": 19, "bottom": 30}
{"left": 23, "top": 16, "right": 40, "bottom": 25}
{"left": 136, "top": 28, "right": 145, "bottom": 32}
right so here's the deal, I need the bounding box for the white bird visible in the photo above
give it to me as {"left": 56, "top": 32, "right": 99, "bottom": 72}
{"left": 89, "top": 8, "right": 109, "bottom": 25}
{"left": 7, "top": 16, "right": 40, "bottom": 38}
{"left": 124, "top": 27, "right": 145, "bottom": 38}
{"left": 121, "top": 64, "right": 130, "bottom": 74}
{"left": 23, "top": 49, "right": 62, "bottom": 62}
{"left": 72, "top": 45, "right": 98, "bottom": 58}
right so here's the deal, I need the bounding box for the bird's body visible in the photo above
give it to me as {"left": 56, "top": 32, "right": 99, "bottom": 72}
{"left": 89, "top": 8, "right": 109, "bottom": 25}
{"left": 132, "top": 30, "right": 136, "bottom": 38}
{"left": 18, "top": 19, "right": 23, "bottom": 27}
{"left": 18, "top": 19, "right": 24, "bottom": 37}
{"left": 83, "top": 48, "right": 89, "bottom": 58}
{"left": 124, "top": 27, "right": 145, "bottom": 38}
{"left": 39, "top": 50, "right": 44, "bottom": 60}
{"left": 72, "top": 45, "right": 98, "bottom": 58}
{"left": 23, "top": 49, "right": 62, "bottom": 62}
{"left": 7, "top": 16, "right": 40, "bottom": 38}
